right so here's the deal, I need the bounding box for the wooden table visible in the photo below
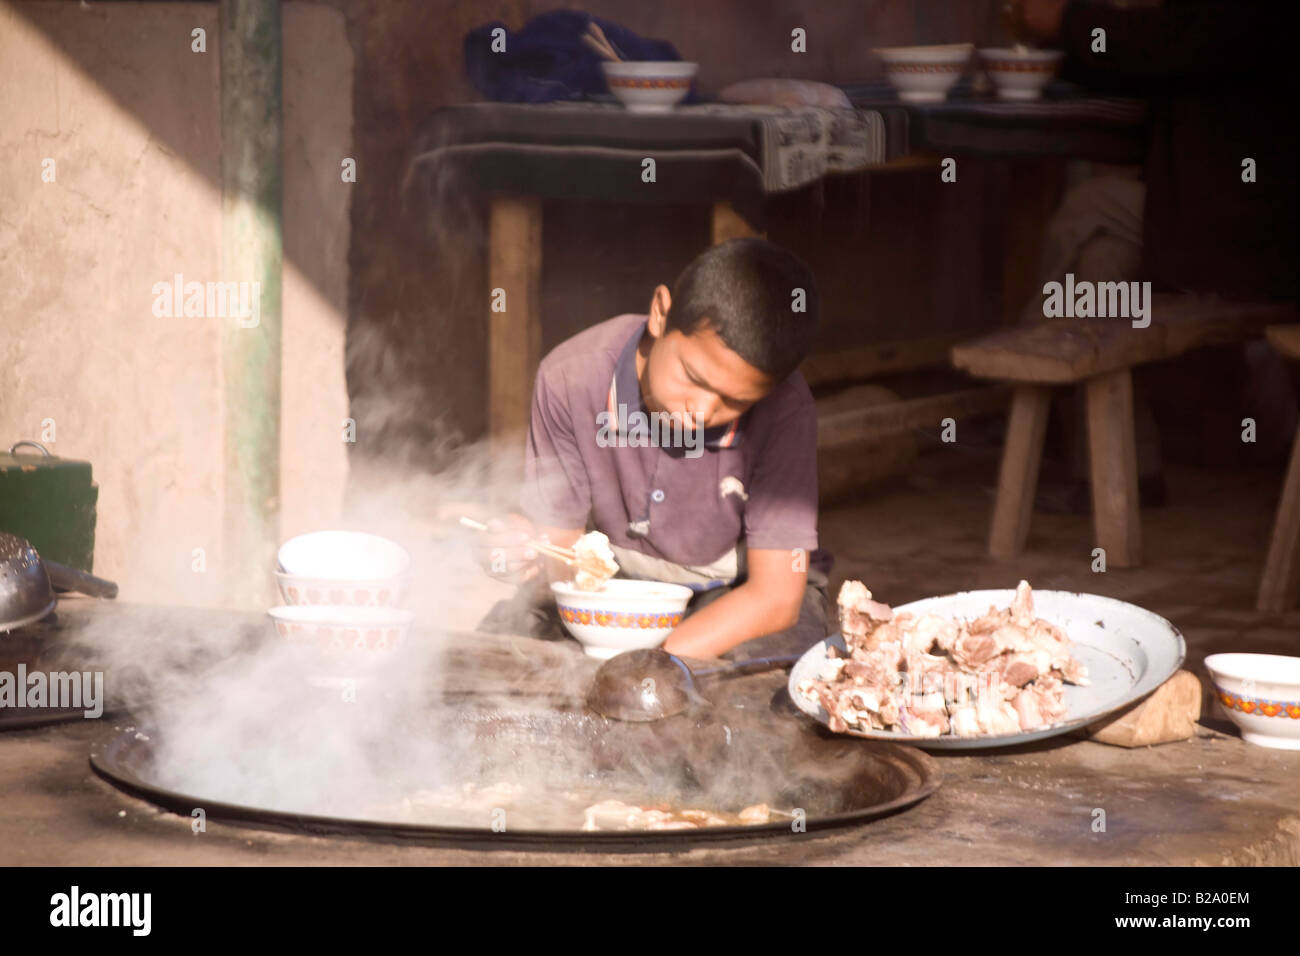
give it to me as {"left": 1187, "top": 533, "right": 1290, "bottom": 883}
{"left": 408, "top": 89, "right": 1148, "bottom": 447}
{"left": 409, "top": 102, "right": 898, "bottom": 445}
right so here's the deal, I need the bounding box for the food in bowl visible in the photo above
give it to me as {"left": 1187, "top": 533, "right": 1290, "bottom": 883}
{"left": 797, "top": 580, "right": 1088, "bottom": 737}
{"left": 1204, "top": 653, "right": 1300, "bottom": 750}
{"left": 979, "top": 47, "right": 1063, "bottom": 100}
{"left": 551, "top": 579, "right": 693, "bottom": 659}
{"left": 276, "top": 531, "right": 410, "bottom": 580}
{"left": 601, "top": 61, "right": 698, "bottom": 113}
{"left": 571, "top": 531, "right": 619, "bottom": 591}
{"left": 873, "top": 43, "right": 973, "bottom": 103}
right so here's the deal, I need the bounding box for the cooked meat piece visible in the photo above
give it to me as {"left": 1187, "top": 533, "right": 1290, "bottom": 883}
{"left": 950, "top": 631, "right": 1001, "bottom": 671}
{"left": 1026, "top": 675, "right": 1070, "bottom": 723}
{"left": 644, "top": 817, "right": 700, "bottom": 830}
{"left": 808, "top": 579, "right": 1085, "bottom": 739}
{"left": 1009, "top": 578, "right": 1035, "bottom": 625}
{"left": 679, "top": 809, "right": 730, "bottom": 826}
{"left": 1013, "top": 687, "right": 1048, "bottom": 730}
{"left": 974, "top": 696, "right": 1023, "bottom": 735}
{"left": 572, "top": 531, "right": 619, "bottom": 591}
{"left": 900, "top": 612, "right": 958, "bottom": 655}
{"left": 995, "top": 654, "right": 1046, "bottom": 689}
{"left": 899, "top": 696, "right": 949, "bottom": 736}
{"left": 877, "top": 692, "right": 901, "bottom": 726}
{"left": 1056, "top": 655, "right": 1091, "bottom": 686}
{"left": 948, "top": 704, "right": 980, "bottom": 737}
{"left": 581, "top": 799, "right": 645, "bottom": 831}
{"left": 844, "top": 643, "right": 903, "bottom": 691}
{"left": 837, "top": 581, "right": 894, "bottom": 641}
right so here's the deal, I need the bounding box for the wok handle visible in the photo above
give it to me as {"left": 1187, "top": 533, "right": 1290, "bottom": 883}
{"left": 45, "top": 561, "right": 118, "bottom": 599}
{"left": 694, "top": 653, "right": 802, "bottom": 680}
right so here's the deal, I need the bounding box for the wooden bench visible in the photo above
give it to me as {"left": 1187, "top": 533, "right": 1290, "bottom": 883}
{"left": 1257, "top": 323, "right": 1300, "bottom": 611}
{"left": 952, "top": 295, "right": 1298, "bottom": 567}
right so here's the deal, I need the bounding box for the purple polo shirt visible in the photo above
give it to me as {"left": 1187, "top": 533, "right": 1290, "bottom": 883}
{"left": 521, "top": 314, "right": 820, "bottom": 584}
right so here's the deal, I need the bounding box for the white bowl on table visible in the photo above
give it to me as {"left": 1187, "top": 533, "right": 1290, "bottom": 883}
{"left": 601, "top": 61, "right": 698, "bottom": 113}
{"left": 551, "top": 579, "right": 694, "bottom": 659}
{"left": 268, "top": 605, "right": 416, "bottom": 687}
{"left": 275, "top": 530, "right": 410, "bottom": 607}
{"left": 874, "top": 43, "right": 973, "bottom": 103}
{"left": 1204, "top": 653, "right": 1300, "bottom": 750}
{"left": 274, "top": 572, "right": 410, "bottom": 608}
{"left": 277, "top": 530, "right": 410, "bottom": 578}
{"left": 979, "top": 47, "right": 1063, "bottom": 100}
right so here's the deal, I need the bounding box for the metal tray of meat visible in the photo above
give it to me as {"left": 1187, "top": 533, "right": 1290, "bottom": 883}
{"left": 788, "top": 589, "right": 1186, "bottom": 750}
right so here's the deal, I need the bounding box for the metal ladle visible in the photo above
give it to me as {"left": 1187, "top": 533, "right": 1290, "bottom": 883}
{"left": 587, "top": 647, "right": 802, "bottom": 722}
{"left": 0, "top": 531, "right": 118, "bottom": 632}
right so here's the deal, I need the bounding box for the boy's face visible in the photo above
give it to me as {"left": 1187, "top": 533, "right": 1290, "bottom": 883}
{"left": 638, "top": 285, "right": 775, "bottom": 430}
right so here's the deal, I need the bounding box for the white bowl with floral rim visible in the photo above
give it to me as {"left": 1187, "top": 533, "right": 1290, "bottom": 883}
{"left": 274, "top": 571, "right": 410, "bottom": 608}
{"left": 1204, "top": 653, "right": 1300, "bottom": 750}
{"left": 873, "top": 43, "right": 973, "bottom": 103}
{"left": 601, "top": 61, "right": 697, "bottom": 113}
{"left": 268, "top": 605, "right": 414, "bottom": 657}
{"left": 979, "top": 48, "right": 1063, "bottom": 100}
{"left": 551, "top": 579, "right": 693, "bottom": 658}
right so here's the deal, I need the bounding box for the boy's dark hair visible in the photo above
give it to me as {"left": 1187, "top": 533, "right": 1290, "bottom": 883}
{"left": 665, "top": 238, "right": 820, "bottom": 381}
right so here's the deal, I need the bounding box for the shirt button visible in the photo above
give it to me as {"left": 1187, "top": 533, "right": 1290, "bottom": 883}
{"left": 651, "top": 489, "right": 665, "bottom": 503}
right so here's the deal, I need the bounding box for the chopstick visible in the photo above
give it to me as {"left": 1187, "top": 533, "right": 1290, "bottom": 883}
{"left": 458, "top": 517, "right": 578, "bottom": 565}
{"left": 583, "top": 21, "right": 623, "bottom": 62}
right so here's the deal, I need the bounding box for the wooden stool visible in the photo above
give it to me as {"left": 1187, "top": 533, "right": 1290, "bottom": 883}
{"left": 1257, "top": 323, "right": 1300, "bottom": 611}
{"left": 953, "top": 296, "right": 1297, "bottom": 568}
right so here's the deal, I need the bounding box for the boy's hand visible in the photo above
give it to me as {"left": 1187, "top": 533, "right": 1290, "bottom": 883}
{"left": 472, "top": 515, "right": 540, "bottom": 584}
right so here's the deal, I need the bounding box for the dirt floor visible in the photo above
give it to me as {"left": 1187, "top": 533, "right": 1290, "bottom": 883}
{"left": 2, "top": 438, "right": 1298, "bottom": 866}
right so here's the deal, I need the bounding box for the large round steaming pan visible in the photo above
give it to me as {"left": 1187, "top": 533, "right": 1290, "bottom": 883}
{"left": 90, "top": 702, "right": 941, "bottom": 852}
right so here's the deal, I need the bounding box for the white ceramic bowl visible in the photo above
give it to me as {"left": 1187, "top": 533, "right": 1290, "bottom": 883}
{"left": 274, "top": 571, "right": 410, "bottom": 608}
{"left": 874, "top": 43, "right": 973, "bottom": 103}
{"left": 601, "top": 61, "right": 698, "bottom": 113}
{"left": 979, "top": 48, "right": 1063, "bottom": 100}
{"left": 276, "top": 531, "right": 410, "bottom": 580}
{"left": 267, "top": 605, "right": 414, "bottom": 656}
{"left": 1204, "top": 653, "right": 1300, "bottom": 750}
{"left": 551, "top": 579, "right": 694, "bottom": 659}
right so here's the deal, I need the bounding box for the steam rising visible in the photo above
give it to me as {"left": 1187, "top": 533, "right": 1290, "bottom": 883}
{"left": 73, "top": 439, "right": 823, "bottom": 833}
{"left": 71, "top": 141, "right": 822, "bottom": 834}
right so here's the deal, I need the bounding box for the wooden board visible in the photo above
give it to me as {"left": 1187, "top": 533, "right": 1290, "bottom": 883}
{"left": 816, "top": 385, "right": 1011, "bottom": 449}
{"left": 800, "top": 335, "right": 965, "bottom": 387}
{"left": 952, "top": 296, "right": 1298, "bottom": 384}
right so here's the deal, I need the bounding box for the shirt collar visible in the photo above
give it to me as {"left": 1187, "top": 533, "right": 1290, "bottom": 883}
{"left": 607, "top": 319, "right": 745, "bottom": 451}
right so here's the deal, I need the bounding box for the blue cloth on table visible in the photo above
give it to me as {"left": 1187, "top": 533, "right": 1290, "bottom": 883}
{"left": 463, "top": 10, "right": 691, "bottom": 104}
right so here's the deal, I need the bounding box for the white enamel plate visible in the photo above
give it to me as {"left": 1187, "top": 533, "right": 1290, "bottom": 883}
{"left": 788, "top": 589, "right": 1186, "bottom": 750}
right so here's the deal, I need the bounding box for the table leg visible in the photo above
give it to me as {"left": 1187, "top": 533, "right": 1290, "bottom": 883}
{"left": 488, "top": 195, "right": 542, "bottom": 448}
{"left": 711, "top": 201, "right": 763, "bottom": 244}
{"left": 989, "top": 385, "right": 1052, "bottom": 558}
{"left": 1257, "top": 423, "right": 1300, "bottom": 612}
{"left": 1086, "top": 368, "right": 1142, "bottom": 567}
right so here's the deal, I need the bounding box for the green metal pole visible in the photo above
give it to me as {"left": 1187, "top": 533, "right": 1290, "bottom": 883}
{"left": 220, "top": 0, "right": 282, "bottom": 607}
